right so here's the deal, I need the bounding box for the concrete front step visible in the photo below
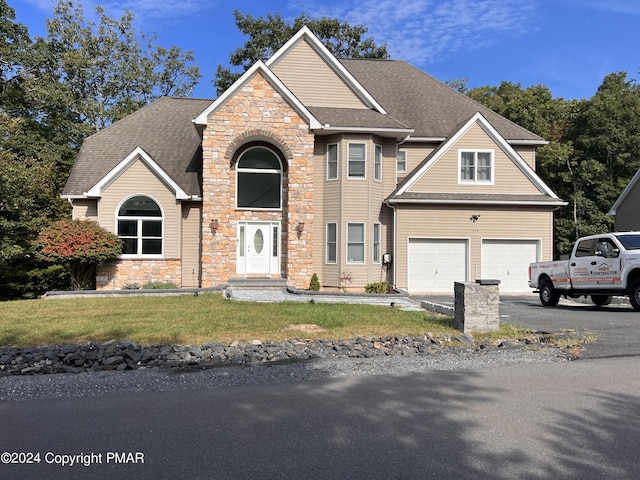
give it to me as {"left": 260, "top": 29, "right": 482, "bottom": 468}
{"left": 226, "top": 277, "right": 287, "bottom": 289}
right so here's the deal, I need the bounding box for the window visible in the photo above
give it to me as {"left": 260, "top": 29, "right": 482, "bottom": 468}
{"left": 575, "top": 239, "right": 595, "bottom": 257}
{"left": 374, "top": 145, "right": 382, "bottom": 181}
{"left": 396, "top": 150, "right": 407, "bottom": 174}
{"left": 327, "top": 144, "right": 338, "bottom": 180}
{"left": 236, "top": 147, "right": 282, "bottom": 209}
{"left": 459, "top": 150, "right": 493, "bottom": 183}
{"left": 117, "top": 195, "right": 163, "bottom": 256}
{"left": 373, "top": 223, "right": 381, "bottom": 263}
{"left": 347, "top": 223, "right": 365, "bottom": 263}
{"left": 348, "top": 143, "right": 366, "bottom": 179}
{"left": 326, "top": 223, "right": 337, "bottom": 264}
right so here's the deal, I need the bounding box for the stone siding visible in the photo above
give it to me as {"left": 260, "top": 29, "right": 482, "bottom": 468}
{"left": 201, "top": 72, "right": 315, "bottom": 289}
{"left": 96, "top": 259, "right": 182, "bottom": 290}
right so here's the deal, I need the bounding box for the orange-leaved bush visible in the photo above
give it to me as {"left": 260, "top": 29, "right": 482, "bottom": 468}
{"left": 36, "top": 219, "right": 121, "bottom": 289}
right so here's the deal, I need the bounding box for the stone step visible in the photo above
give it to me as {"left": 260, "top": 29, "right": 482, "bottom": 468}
{"left": 227, "top": 277, "right": 287, "bottom": 289}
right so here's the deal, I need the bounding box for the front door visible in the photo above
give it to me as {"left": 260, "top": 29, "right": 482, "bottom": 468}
{"left": 237, "top": 222, "right": 280, "bottom": 275}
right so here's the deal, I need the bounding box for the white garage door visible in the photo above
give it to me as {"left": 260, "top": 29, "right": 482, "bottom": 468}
{"left": 481, "top": 240, "right": 539, "bottom": 292}
{"left": 408, "top": 239, "right": 468, "bottom": 293}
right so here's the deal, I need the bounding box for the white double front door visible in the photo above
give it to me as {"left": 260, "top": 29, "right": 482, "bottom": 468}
{"left": 236, "top": 222, "right": 280, "bottom": 275}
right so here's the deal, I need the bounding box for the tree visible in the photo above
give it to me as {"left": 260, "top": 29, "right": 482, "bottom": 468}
{"left": 43, "top": 1, "right": 201, "bottom": 131}
{"left": 35, "top": 219, "right": 121, "bottom": 290}
{"left": 213, "top": 10, "right": 389, "bottom": 95}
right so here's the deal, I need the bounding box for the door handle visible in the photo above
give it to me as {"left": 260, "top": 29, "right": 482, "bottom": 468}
{"left": 591, "top": 261, "right": 597, "bottom": 265}
{"left": 570, "top": 262, "right": 576, "bottom": 266}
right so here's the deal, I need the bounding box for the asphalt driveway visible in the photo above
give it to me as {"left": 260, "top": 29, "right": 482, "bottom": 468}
{"left": 412, "top": 293, "right": 640, "bottom": 360}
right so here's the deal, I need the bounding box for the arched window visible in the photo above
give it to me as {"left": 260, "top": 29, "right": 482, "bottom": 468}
{"left": 117, "top": 195, "right": 163, "bottom": 256}
{"left": 236, "top": 147, "right": 282, "bottom": 209}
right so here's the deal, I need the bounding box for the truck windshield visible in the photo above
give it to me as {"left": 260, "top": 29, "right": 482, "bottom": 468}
{"left": 614, "top": 234, "right": 640, "bottom": 250}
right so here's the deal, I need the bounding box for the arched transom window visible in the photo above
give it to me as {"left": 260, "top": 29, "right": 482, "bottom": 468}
{"left": 236, "top": 147, "right": 282, "bottom": 209}
{"left": 117, "top": 195, "right": 163, "bottom": 256}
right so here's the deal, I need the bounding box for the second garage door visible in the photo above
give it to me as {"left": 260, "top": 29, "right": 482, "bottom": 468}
{"left": 407, "top": 239, "right": 468, "bottom": 293}
{"left": 481, "top": 239, "right": 539, "bottom": 292}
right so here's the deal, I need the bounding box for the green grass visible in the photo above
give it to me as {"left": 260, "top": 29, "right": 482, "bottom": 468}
{"left": 0, "top": 293, "right": 475, "bottom": 347}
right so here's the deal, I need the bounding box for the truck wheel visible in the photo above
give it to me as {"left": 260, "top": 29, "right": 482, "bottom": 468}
{"left": 539, "top": 280, "right": 560, "bottom": 307}
{"left": 591, "top": 295, "right": 612, "bottom": 307}
{"left": 629, "top": 281, "right": 640, "bottom": 311}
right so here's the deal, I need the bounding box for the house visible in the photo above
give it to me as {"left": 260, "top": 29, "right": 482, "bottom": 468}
{"left": 62, "top": 27, "right": 565, "bottom": 293}
{"left": 608, "top": 169, "right": 640, "bottom": 231}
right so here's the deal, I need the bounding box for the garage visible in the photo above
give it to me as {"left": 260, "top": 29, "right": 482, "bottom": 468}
{"left": 481, "top": 239, "right": 539, "bottom": 292}
{"left": 407, "top": 238, "right": 468, "bottom": 292}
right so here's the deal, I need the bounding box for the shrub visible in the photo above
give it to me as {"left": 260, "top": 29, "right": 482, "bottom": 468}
{"left": 35, "top": 219, "right": 121, "bottom": 290}
{"left": 142, "top": 281, "right": 179, "bottom": 290}
{"left": 365, "top": 281, "right": 388, "bottom": 294}
{"left": 309, "top": 273, "right": 321, "bottom": 291}
{"left": 122, "top": 282, "right": 141, "bottom": 290}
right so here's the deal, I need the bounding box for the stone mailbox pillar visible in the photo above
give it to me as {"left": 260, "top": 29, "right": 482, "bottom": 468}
{"left": 454, "top": 280, "right": 500, "bottom": 333}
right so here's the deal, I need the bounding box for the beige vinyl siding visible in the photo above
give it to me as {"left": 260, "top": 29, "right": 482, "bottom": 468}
{"left": 615, "top": 185, "right": 640, "bottom": 231}
{"left": 270, "top": 38, "right": 368, "bottom": 109}
{"left": 408, "top": 123, "right": 541, "bottom": 195}
{"left": 98, "top": 159, "right": 181, "bottom": 258}
{"left": 181, "top": 202, "right": 201, "bottom": 288}
{"left": 394, "top": 204, "right": 553, "bottom": 290}
{"left": 515, "top": 145, "right": 536, "bottom": 170}
{"left": 396, "top": 143, "right": 437, "bottom": 182}
{"left": 72, "top": 199, "right": 98, "bottom": 219}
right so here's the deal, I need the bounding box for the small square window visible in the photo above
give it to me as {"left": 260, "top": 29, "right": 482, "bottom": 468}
{"left": 459, "top": 150, "right": 493, "bottom": 183}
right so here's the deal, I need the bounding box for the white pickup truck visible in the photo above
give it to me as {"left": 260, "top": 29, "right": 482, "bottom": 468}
{"left": 529, "top": 232, "right": 640, "bottom": 310}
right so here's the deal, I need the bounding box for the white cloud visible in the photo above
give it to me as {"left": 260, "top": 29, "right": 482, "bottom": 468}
{"left": 297, "top": 0, "right": 536, "bottom": 65}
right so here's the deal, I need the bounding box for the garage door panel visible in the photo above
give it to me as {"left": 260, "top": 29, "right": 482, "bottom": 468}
{"left": 482, "top": 240, "right": 538, "bottom": 292}
{"left": 408, "top": 239, "right": 467, "bottom": 293}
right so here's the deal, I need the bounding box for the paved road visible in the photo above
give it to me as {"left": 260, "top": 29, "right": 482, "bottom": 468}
{"left": 1, "top": 357, "right": 639, "bottom": 480}
{"left": 414, "top": 293, "right": 640, "bottom": 359}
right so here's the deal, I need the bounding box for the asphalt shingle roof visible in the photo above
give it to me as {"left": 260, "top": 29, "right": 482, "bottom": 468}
{"left": 339, "top": 59, "right": 544, "bottom": 142}
{"left": 63, "top": 97, "right": 213, "bottom": 197}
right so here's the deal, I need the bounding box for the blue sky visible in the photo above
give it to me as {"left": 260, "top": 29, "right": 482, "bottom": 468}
{"left": 12, "top": 0, "right": 640, "bottom": 101}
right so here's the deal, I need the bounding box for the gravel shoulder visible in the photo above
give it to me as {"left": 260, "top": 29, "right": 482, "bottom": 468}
{"left": 0, "top": 343, "right": 572, "bottom": 402}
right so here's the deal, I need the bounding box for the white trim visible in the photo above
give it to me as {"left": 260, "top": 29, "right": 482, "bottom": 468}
{"left": 609, "top": 168, "right": 640, "bottom": 215}
{"left": 235, "top": 146, "right": 283, "bottom": 210}
{"left": 326, "top": 143, "right": 339, "bottom": 181}
{"left": 372, "top": 223, "right": 381, "bottom": 264}
{"left": 194, "top": 60, "right": 321, "bottom": 129}
{"left": 115, "top": 194, "right": 165, "bottom": 259}
{"left": 388, "top": 198, "right": 567, "bottom": 206}
{"left": 316, "top": 126, "right": 414, "bottom": 139}
{"left": 326, "top": 222, "right": 338, "bottom": 264}
{"left": 347, "top": 142, "right": 367, "bottom": 180}
{"left": 346, "top": 222, "right": 366, "bottom": 264}
{"left": 458, "top": 149, "right": 495, "bottom": 185}
{"left": 266, "top": 26, "right": 387, "bottom": 114}
{"left": 86, "top": 146, "right": 190, "bottom": 200}
{"left": 374, "top": 144, "right": 383, "bottom": 182}
{"left": 395, "top": 112, "right": 561, "bottom": 199}
{"left": 396, "top": 149, "right": 407, "bottom": 174}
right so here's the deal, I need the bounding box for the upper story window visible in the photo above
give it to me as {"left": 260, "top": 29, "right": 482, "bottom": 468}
{"left": 117, "top": 195, "right": 163, "bottom": 256}
{"left": 236, "top": 147, "right": 282, "bottom": 209}
{"left": 374, "top": 145, "right": 382, "bottom": 181}
{"left": 396, "top": 150, "right": 407, "bottom": 174}
{"left": 459, "top": 150, "right": 493, "bottom": 184}
{"left": 348, "top": 143, "right": 366, "bottom": 179}
{"left": 327, "top": 143, "right": 338, "bottom": 180}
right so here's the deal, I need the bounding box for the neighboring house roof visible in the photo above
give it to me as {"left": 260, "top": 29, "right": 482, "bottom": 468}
{"left": 339, "top": 58, "right": 546, "bottom": 144}
{"left": 608, "top": 167, "right": 640, "bottom": 216}
{"left": 63, "top": 97, "right": 213, "bottom": 198}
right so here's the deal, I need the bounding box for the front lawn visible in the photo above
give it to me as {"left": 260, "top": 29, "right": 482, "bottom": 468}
{"left": 0, "top": 292, "right": 465, "bottom": 347}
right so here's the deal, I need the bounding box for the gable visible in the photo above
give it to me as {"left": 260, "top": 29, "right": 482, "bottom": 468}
{"left": 87, "top": 147, "right": 190, "bottom": 200}
{"left": 390, "top": 113, "right": 565, "bottom": 206}
{"left": 269, "top": 37, "right": 368, "bottom": 109}
{"left": 407, "top": 123, "right": 540, "bottom": 195}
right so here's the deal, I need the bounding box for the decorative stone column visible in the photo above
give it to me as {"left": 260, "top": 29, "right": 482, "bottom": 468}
{"left": 454, "top": 280, "right": 500, "bottom": 333}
